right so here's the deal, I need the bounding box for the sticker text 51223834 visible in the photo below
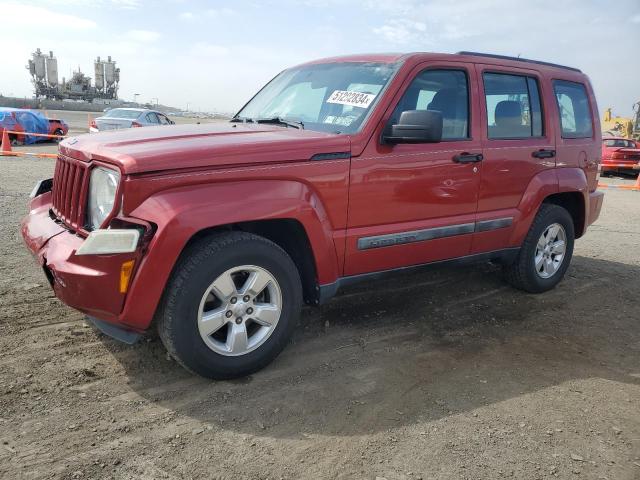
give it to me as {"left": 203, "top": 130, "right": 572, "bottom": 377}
{"left": 326, "top": 90, "right": 376, "bottom": 108}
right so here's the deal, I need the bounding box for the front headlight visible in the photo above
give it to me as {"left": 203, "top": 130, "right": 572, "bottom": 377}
{"left": 87, "top": 166, "right": 120, "bottom": 229}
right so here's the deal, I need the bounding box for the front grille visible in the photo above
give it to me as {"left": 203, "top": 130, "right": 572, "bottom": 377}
{"left": 51, "top": 155, "right": 89, "bottom": 230}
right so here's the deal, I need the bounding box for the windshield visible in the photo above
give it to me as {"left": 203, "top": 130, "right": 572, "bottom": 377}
{"left": 104, "top": 109, "right": 141, "bottom": 119}
{"left": 235, "top": 62, "right": 400, "bottom": 134}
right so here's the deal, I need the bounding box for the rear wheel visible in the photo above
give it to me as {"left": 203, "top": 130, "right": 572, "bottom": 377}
{"left": 503, "top": 204, "right": 574, "bottom": 293}
{"left": 157, "top": 231, "right": 302, "bottom": 379}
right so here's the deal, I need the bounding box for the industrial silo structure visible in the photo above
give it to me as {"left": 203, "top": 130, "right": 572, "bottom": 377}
{"left": 45, "top": 51, "right": 58, "bottom": 87}
{"left": 94, "top": 56, "right": 105, "bottom": 93}
{"left": 32, "top": 48, "right": 46, "bottom": 83}
{"left": 103, "top": 56, "right": 120, "bottom": 99}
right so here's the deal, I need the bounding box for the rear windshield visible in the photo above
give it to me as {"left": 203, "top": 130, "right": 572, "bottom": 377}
{"left": 604, "top": 139, "right": 635, "bottom": 148}
{"left": 103, "top": 109, "right": 141, "bottom": 119}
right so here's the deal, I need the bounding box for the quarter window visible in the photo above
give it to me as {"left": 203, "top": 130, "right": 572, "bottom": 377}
{"left": 390, "top": 69, "right": 469, "bottom": 140}
{"left": 483, "top": 72, "right": 543, "bottom": 139}
{"left": 553, "top": 80, "right": 593, "bottom": 138}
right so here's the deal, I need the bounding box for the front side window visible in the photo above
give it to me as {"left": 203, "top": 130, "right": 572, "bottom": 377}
{"left": 389, "top": 69, "right": 469, "bottom": 140}
{"left": 553, "top": 80, "right": 593, "bottom": 139}
{"left": 484, "top": 72, "right": 543, "bottom": 139}
{"left": 235, "top": 62, "right": 400, "bottom": 134}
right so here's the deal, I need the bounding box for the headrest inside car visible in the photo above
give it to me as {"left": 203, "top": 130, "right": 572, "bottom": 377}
{"left": 495, "top": 101, "right": 522, "bottom": 126}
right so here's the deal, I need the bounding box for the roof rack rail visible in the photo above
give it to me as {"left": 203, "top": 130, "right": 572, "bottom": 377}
{"left": 456, "top": 51, "right": 581, "bottom": 73}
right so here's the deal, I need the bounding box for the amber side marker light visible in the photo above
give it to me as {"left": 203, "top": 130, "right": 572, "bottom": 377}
{"left": 120, "top": 260, "right": 135, "bottom": 294}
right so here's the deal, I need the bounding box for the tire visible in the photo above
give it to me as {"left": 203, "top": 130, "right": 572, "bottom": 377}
{"left": 157, "top": 231, "right": 302, "bottom": 379}
{"left": 53, "top": 129, "right": 64, "bottom": 143}
{"left": 503, "top": 203, "right": 574, "bottom": 293}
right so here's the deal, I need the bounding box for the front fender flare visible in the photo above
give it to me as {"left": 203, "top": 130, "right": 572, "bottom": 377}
{"left": 119, "top": 180, "right": 340, "bottom": 330}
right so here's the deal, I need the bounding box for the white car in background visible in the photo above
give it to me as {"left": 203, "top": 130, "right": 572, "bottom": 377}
{"left": 89, "top": 108, "right": 174, "bottom": 132}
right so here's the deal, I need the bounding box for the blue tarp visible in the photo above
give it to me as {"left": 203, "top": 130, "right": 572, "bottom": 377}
{"left": 0, "top": 107, "right": 50, "bottom": 144}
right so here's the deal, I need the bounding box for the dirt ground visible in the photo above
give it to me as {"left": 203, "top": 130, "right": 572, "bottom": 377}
{"left": 1, "top": 150, "right": 639, "bottom": 480}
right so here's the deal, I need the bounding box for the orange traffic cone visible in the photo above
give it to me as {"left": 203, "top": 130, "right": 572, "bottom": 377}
{"left": 634, "top": 172, "right": 640, "bottom": 191}
{"left": 1, "top": 129, "right": 13, "bottom": 156}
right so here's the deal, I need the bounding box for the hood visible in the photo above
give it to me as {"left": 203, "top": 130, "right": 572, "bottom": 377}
{"left": 59, "top": 122, "right": 351, "bottom": 174}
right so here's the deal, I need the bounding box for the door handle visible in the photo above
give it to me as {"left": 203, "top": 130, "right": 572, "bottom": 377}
{"left": 453, "top": 152, "right": 483, "bottom": 163}
{"left": 532, "top": 149, "right": 556, "bottom": 159}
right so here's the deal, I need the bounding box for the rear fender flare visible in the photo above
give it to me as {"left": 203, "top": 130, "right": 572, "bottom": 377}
{"left": 556, "top": 167, "right": 589, "bottom": 236}
{"left": 509, "top": 168, "right": 588, "bottom": 245}
{"left": 509, "top": 169, "right": 559, "bottom": 246}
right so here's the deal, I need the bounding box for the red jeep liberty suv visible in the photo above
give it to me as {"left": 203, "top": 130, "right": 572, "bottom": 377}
{"left": 22, "top": 52, "right": 604, "bottom": 379}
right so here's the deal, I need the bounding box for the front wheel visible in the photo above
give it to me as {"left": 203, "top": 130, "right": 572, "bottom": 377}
{"left": 157, "top": 232, "right": 302, "bottom": 379}
{"left": 503, "top": 204, "right": 575, "bottom": 293}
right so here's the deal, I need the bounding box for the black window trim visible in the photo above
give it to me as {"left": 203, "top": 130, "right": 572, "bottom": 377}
{"left": 481, "top": 70, "right": 546, "bottom": 141}
{"left": 388, "top": 66, "right": 473, "bottom": 143}
{"left": 552, "top": 79, "right": 594, "bottom": 140}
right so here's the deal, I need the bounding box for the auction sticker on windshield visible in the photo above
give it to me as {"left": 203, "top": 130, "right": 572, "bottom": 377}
{"left": 327, "top": 90, "right": 376, "bottom": 108}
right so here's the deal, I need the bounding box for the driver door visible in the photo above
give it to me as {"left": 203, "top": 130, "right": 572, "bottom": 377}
{"left": 344, "top": 61, "right": 483, "bottom": 276}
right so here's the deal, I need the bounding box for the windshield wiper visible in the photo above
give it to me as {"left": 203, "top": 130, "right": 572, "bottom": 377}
{"left": 230, "top": 117, "right": 254, "bottom": 123}
{"left": 256, "top": 117, "right": 304, "bottom": 129}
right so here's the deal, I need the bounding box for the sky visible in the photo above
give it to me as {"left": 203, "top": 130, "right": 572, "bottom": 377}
{"left": 3, "top": 0, "right": 640, "bottom": 116}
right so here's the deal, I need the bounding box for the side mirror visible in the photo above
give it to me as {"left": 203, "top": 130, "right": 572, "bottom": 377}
{"left": 383, "top": 110, "right": 443, "bottom": 144}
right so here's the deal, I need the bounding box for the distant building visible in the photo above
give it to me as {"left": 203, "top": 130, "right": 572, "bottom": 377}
{"left": 27, "top": 48, "right": 120, "bottom": 102}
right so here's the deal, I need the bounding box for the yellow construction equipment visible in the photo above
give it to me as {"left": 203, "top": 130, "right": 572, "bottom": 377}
{"left": 602, "top": 102, "right": 640, "bottom": 140}
{"left": 602, "top": 107, "right": 633, "bottom": 138}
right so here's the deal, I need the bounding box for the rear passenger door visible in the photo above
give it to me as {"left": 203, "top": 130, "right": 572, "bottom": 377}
{"left": 472, "top": 64, "right": 555, "bottom": 254}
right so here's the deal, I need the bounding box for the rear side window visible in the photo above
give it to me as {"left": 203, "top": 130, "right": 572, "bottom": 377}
{"left": 146, "top": 112, "right": 160, "bottom": 124}
{"left": 553, "top": 80, "right": 593, "bottom": 139}
{"left": 483, "top": 72, "right": 543, "bottom": 139}
{"left": 390, "top": 69, "right": 469, "bottom": 140}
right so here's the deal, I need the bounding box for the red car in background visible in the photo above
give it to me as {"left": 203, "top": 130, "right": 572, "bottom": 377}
{"left": 601, "top": 137, "right": 640, "bottom": 175}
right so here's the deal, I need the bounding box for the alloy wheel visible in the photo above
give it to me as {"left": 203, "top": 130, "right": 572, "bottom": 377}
{"left": 197, "top": 265, "right": 282, "bottom": 356}
{"left": 534, "top": 223, "right": 567, "bottom": 279}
